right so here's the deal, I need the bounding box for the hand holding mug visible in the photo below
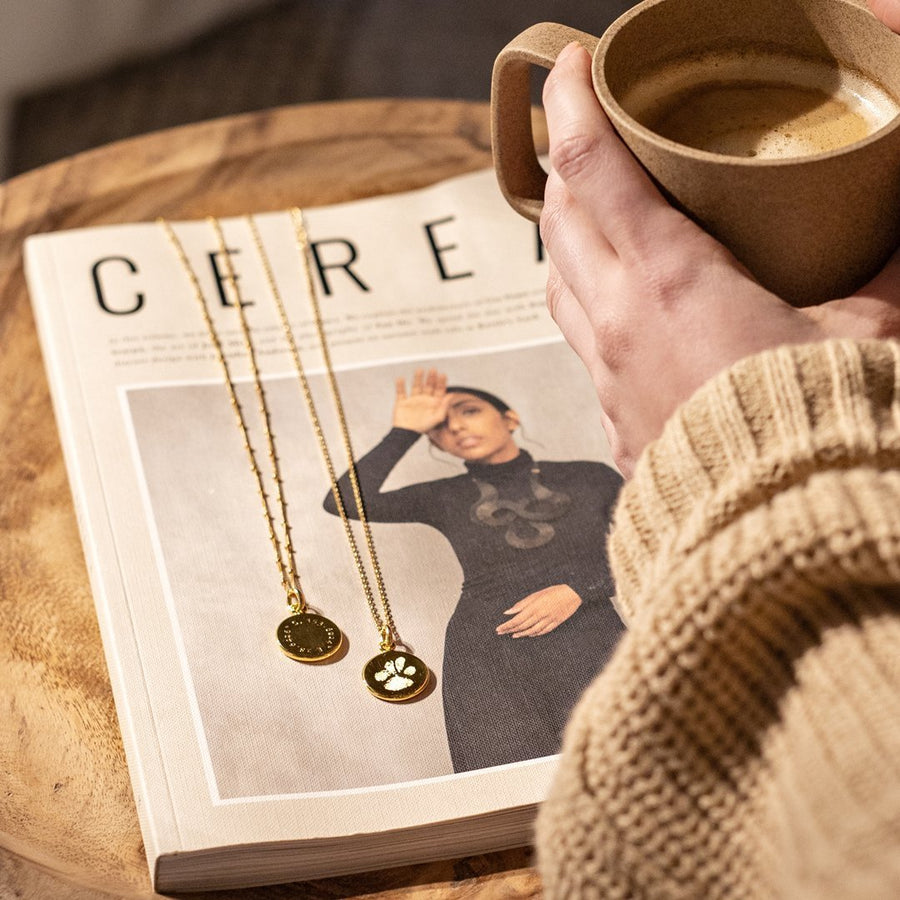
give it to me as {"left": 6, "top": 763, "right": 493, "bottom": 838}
{"left": 540, "top": 42, "right": 900, "bottom": 475}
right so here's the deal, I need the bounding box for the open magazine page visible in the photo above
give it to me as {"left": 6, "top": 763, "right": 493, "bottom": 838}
{"left": 24, "top": 168, "right": 624, "bottom": 881}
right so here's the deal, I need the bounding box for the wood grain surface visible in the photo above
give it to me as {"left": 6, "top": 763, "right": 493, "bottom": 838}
{"left": 0, "top": 99, "right": 548, "bottom": 900}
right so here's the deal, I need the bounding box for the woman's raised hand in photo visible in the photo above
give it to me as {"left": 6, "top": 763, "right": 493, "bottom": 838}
{"left": 392, "top": 368, "right": 451, "bottom": 433}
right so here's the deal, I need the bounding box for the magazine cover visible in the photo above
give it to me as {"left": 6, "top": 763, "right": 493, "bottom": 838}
{"left": 24, "top": 168, "right": 624, "bottom": 889}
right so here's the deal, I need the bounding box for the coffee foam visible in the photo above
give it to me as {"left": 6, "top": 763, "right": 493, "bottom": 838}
{"left": 619, "top": 51, "right": 900, "bottom": 158}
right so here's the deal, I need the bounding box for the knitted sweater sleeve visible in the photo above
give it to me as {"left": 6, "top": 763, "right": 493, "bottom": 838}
{"left": 535, "top": 339, "right": 900, "bottom": 900}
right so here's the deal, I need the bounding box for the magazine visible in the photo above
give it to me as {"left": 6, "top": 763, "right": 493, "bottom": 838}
{"left": 23, "top": 167, "right": 624, "bottom": 891}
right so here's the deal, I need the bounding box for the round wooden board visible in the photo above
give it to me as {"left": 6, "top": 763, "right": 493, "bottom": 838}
{"left": 0, "top": 99, "right": 547, "bottom": 900}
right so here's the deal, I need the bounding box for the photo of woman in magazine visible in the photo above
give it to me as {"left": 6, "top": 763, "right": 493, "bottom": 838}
{"left": 325, "top": 367, "right": 625, "bottom": 772}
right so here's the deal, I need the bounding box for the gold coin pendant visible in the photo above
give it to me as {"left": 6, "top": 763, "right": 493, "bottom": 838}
{"left": 363, "top": 649, "right": 430, "bottom": 701}
{"left": 277, "top": 613, "right": 343, "bottom": 662}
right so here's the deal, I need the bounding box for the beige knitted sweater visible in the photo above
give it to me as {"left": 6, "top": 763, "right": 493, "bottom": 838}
{"left": 536, "top": 339, "right": 900, "bottom": 899}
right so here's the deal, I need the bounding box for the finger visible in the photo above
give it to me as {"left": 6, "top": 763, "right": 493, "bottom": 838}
{"left": 520, "top": 621, "right": 558, "bottom": 638}
{"left": 411, "top": 368, "right": 424, "bottom": 393}
{"left": 435, "top": 371, "right": 448, "bottom": 395}
{"left": 496, "top": 614, "right": 530, "bottom": 634}
{"left": 512, "top": 618, "right": 555, "bottom": 638}
{"left": 395, "top": 377, "right": 407, "bottom": 400}
{"left": 503, "top": 597, "right": 528, "bottom": 615}
{"left": 543, "top": 258, "right": 627, "bottom": 445}
{"left": 541, "top": 169, "right": 619, "bottom": 315}
{"left": 542, "top": 42, "right": 679, "bottom": 261}
{"left": 544, "top": 261, "right": 630, "bottom": 466}
{"left": 546, "top": 258, "right": 607, "bottom": 371}
{"left": 542, "top": 166, "right": 616, "bottom": 266}
{"left": 496, "top": 611, "right": 539, "bottom": 634}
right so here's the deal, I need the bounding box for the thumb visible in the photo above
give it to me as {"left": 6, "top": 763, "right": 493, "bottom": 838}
{"left": 815, "top": 244, "right": 900, "bottom": 339}
{"left": 868, "top": 0, "right": 900, "bottom": 34}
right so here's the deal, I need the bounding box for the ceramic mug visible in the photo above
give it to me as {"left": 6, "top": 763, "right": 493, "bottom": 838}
{"left": 491, "top": 0, "right": 900, "bottom": 305}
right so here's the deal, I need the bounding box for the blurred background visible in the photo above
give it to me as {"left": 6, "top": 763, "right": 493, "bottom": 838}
{"left": 1, "top": 0, "right": 636, "bottom": 180}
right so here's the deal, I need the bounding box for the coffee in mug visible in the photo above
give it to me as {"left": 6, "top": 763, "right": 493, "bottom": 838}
{"left": 491, "top": 0, "right": 900, "bottom": 305}
{"left": 620, "top": 51, "right": 900, "bottom": 158}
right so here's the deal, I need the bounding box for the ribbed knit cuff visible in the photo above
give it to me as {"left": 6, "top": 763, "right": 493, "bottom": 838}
{"left": 609, "top": 338, "right": 900, "bottom": 621}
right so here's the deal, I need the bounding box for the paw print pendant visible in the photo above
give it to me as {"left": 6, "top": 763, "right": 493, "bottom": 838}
{"left": 363, "top": 649, "right": 430, "bottom": 701}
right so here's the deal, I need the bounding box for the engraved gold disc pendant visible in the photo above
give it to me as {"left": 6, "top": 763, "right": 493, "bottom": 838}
{"left": 277, "top": 613, "right": 343, "bottom": 662}
{"left": 363, "top": 650, "right": 430, "bottom": 701}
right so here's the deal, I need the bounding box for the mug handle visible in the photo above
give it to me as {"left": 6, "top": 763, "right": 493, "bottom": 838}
{"left": 491, "top": 23, "right": 600, "bottom": 223}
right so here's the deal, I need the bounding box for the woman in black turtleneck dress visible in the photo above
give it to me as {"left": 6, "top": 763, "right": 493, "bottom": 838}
{"left": 324, "top": 368, "right": 625, "bottom": 772}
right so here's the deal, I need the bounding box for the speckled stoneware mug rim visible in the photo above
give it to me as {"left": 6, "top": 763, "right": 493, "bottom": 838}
{"left": 592, "top": 0, "right": 900, "bottom": 167}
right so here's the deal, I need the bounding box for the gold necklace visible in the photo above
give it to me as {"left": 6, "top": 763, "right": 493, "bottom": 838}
{"left": 160, "top": 212, "right": 430, "bottom": 702}
{"left": 160, "top": 216, "right": 343, "bottom": 664}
